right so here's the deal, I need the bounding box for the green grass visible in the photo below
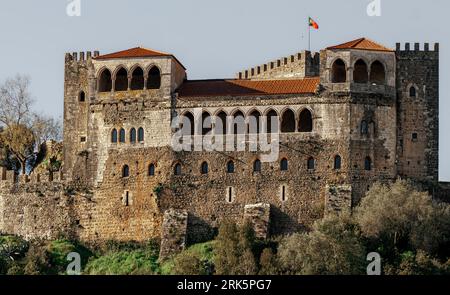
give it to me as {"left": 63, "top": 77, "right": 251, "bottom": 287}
{"left": 84, "top": 250, "right": 159, "bottom": 275}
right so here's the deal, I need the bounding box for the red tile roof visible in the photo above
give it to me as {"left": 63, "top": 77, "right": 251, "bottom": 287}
{"left": 327, "top": 38, "right": 393, "bottom": 52}
{"left": 177, "top": 78, "right": 320, "bottom": 98}
{"left": 94, "top": 47, "right": 186, "bottom": 69}
{"left": 95, "top": 47, "right": 171, "bottom": 59}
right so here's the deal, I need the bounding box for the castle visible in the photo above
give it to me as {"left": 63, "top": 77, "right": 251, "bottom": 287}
{"left": 0, "top": 38, "right": 441, "bottom": 254}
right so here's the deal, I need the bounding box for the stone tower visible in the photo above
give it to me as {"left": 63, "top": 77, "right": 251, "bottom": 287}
{"left": 395, "top": 43, "right": 439, "bottom": 182}
{"left": 63, "top": 51, "right": 97, "bottom": 181}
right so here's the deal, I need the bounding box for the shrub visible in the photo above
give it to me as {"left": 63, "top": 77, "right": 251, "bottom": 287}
{"left": 213, "top": 221, "right": 257, "bottom": 275}
{"left": 355, "top": 179, "right": 450, "bottom": 256}
{"left": 258, "top": 248, "right": 279, "bottom": 275}
{"left": 277, "top": 214, "right": 366, "bottom": 275}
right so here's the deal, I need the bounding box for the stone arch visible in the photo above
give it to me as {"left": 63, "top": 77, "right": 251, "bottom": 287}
{"left": 370, "top": 60, "right": 386, "bottom": 85}
{"left": 407, "top": 83, "right": 418, "bottom": 98}
{"left": 227, "top": 160, "right": 235, "bottom": 173}
{"left": 98, "top": 68, "right": 112, "bottom": 92}
{"left": 147, "top": 66, "right": 161, "bottom": 89}
{"left": 281, "top": 108, "right": 296, "bottom": 133}
{"left": 130, "top": 66, "right": 145, "bottom": 90}
{"left": 232, "top": 109, "right": 245, "bottom": 135}
{"left": 174, "top": 162, "right": 182, "bottom": 175}
{"left": 119, "top": 128, "right": 126, "bottom": 143}
{"left": 180, "top": 111, "right": 195, "bottom": 136}
{"left": 114, "top": 66, "right": 129, "bottom": 91}
{"left": 200, "top": 161, "right": 209, "bottom": 174}
{"left": 334, "top": 155, "right": 342, "bottom": 170}
{"left": 331, "top": 58, "right": 347, "bottom": 83}
{"left": 79, "top": 90, "right": 86, "bottom": 102}
{"left": 248, "top": 109, "right": 261, "bottom": 134}
{"left": 298, "top": 108, "right": 313, "bottom": 132}
{"left": 200, "top": 111, "right": 212, "bottom": 135}
{"left": 122, "top": 165, "right": 130, "bottom": 178}
{"left": 265, "top": 109, "right": 279, "bottom": 134}
{"left": 130, "top": 128, "right": 137, "bottom": 143}
{"left": 353, "top": 59, "right": 369, "bottom": 83}
{"left": 215, "top": 110, "right": 228, "bottom": 135}
{"left": 138, "top": 127, "right": 144, "bottom": 142}
{"left": 148, "top": 163, "right": 155, "bottom": 176}
{"left": 280, "top": 158, "right": 288, "bottom": 171}
{"left": 253, "top": 159, "right": 261, "bottom": 172}
{"left": 111, "top": 129, "right": 118, "bottom": 143}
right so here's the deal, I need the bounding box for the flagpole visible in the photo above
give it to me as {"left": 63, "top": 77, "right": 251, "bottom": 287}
{"left": 308, "top": 21, "right": 311, "bottom": 51}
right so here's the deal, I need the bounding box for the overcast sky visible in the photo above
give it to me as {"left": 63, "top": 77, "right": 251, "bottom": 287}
{"left": 0, "top": 0, "right": 448, "bottom": 180}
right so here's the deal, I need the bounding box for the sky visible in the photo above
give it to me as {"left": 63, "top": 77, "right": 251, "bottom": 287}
{"left": 0, "top": 0, "right": 449, "bottom": 180}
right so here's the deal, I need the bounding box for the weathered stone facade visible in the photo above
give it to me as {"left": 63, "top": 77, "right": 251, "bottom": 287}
{"left": 0, "top": 38, "right": 442, "bottom": 256}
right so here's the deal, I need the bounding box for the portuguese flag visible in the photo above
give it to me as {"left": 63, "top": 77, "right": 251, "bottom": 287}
{"left": 309, "top": 17, "right": 319, "bottom": 29}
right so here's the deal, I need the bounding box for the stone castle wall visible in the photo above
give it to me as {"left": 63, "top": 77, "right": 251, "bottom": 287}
{"left": 0, "top": 41, "right": 442, "bottom": 258}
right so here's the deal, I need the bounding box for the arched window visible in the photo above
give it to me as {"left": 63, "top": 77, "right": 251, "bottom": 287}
{"left": 334, "top": 155, "right": 342, "bottom": 170}
{"left": 201, "top": 162, "right": 209, "bottom": 174}
{"left": 119, "top": 128, "right": 126, "bottom": 143}
{"left": 281, "top": 109, "right": 296, "bottom": 133}
{"left": 138, "top": 127, "right": 144, "bottom": 142}
{"left": 79, "top": 91, "right": 86, "bottom": 102}
{"left": 233, "top": 110, "right": 245, "bottom": 135}
{"left": 131, "top": 67, "right": 144, "bottom": 90}
{"left": 253, "top": 159, "right": 261, "bottom": 173}
{"left": 280, "top": 158, "right": 288, "bottom": 171}
{"left": 111, "top": 129, "right": 118, "bottom": 143}
{"left": 266, "top": 109, "right": 278, "bottom": 134}
{"left": 331, "top": 59, "right": 347, "bottom": 83}
{"left": 174, "top": 163, "right": 182, "bottom": 175}
{"left": 409, "top": 86, "right": 417, "bottom": 98}
{"left": 365, "top": 156, "right": 372, "bottom": 171}
{"left": 114, "top": 67, "right": 128, "bottom": 91}
{"left": 307, "top": 157, "right": 315, "bottom": 170}
{"left": 98, "top": 69, "right": 112, "bottom": 92}
{"left": 354, "top": 59, "right": 368, "bottom": 83}
{"left": 370, "top": 61, "right": 385, "bottom": 85}
{"left": 248, "top": 110, "right": 261, "bottom": 134}
{"left": 148, "top": 164, "right": 155, "bottom": 176}
{"left": 298, "top": 109, "right": 313, "bottom": 132}
{"left": 201, "top": 112, "right": 212, "bottom": 136}
{"left": 122, "top": 165, "right": 130, "bottom": 178}
{"left": 215, "top": 111, "right": 228, "bottom": 135}
{"left": 147, "top": 66, "right": 161, "bottom": 89}
{"left": 227, "top": 160, "right": 235, "bottom": 173}
{"left": 130, "top": 128, "right": 137, "bottom": 143}
{"left": 181, "top": 112, "right": 195, "bottom": 136}
{"left": 361, "top": 120, "right": 369, "bottom": 135}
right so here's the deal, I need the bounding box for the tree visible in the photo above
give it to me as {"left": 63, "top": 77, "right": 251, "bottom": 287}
{"left": 0, "top": 75, "right": 62, "bottom": 174}
{"left": 0, "top": 124, "right": 35, "bottom": 175}
{"left": 277, "top": 214, "right": 366, "bottom": 275}
{"left": 0, "top": 75, "right": 33, "bottom": 127}
{"left": 31, "top": 114, "right": 62, "bottom": 147}
{"left": 258, "top": 248, "right": 279, "bottom": 275}
{"left": 355, "top": 179, "right": 450, "bottom": 256}
{"left": 214, "top": 221, "right": 257, "bottom": 275}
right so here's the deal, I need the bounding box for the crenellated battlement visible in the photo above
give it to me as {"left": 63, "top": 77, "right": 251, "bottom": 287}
{"left": 236, "top": 50, "right": 320, "bottom": 80}
{"left": 65, "top": 51, "right": 100, "bottom": 63}
{"left": 0, "top": 166, "right": 65, "bottom": 187}
{"left": 396, "top": 42, "right": 439, "bottom": 52}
